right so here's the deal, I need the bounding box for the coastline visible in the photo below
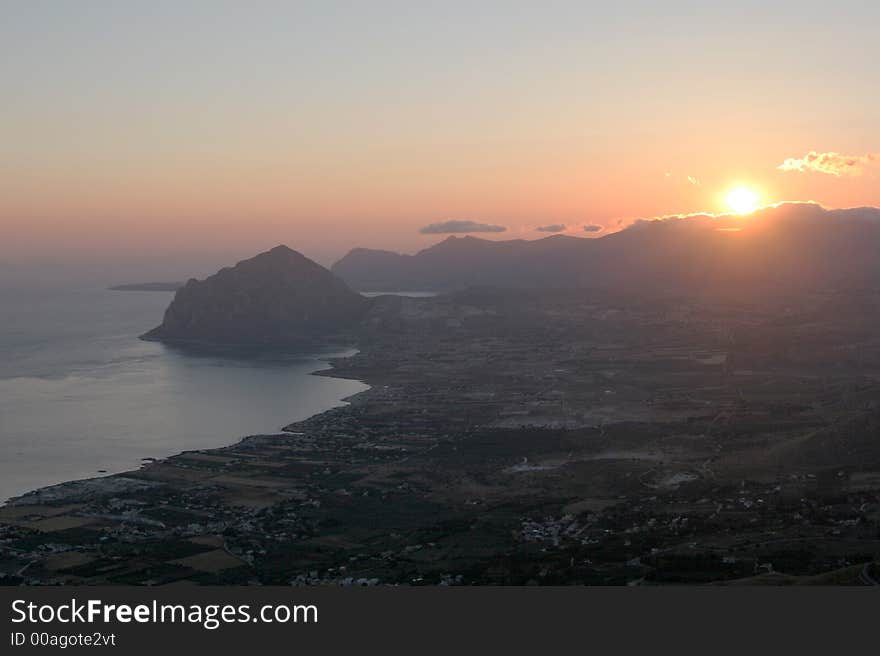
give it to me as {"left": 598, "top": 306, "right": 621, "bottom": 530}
{"left": 5, "top": 292, "right": 880, "bottom": 586}
{"left": 3, "top": 347, "right": 370, "bottom": 508}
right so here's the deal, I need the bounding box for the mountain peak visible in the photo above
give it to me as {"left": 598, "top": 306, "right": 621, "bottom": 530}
{"left": 267, "top": 244, "right": 296, "bottom": 255}
{"left": 257, "top": 244, "right": 312, "bottom": 263}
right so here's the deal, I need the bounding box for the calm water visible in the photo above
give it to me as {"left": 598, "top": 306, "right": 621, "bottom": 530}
{"left": 360, "top": 291, "right": 437, "bottom": 298}
{"left": 0, "top": 286, "right": 368, "bottom": 503}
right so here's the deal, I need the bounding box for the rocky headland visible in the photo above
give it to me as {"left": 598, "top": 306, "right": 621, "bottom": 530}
{"left": 143, "top": 245, "right": 370, "bottom": 345}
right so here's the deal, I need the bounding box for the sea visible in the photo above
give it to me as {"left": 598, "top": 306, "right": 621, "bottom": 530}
{"left": 0, "top": 285, "right": 369, "bottom": 503}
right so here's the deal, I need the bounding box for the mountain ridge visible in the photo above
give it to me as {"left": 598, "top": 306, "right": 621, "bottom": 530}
{"left": 331, "top": 203, "right": 880, "bottom": 294}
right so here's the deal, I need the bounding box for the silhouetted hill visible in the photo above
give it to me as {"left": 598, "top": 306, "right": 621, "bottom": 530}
{"left": 329, "top": 247, "right": 413, "bottom": 291}
{"left": 332, "top": 234, "right": 589, "bottom": 291}
{"left": 332, "top": 204, "right": 880, "bottom": 296}
{"left": 143, "top": 245, "right": 369, "bottom": 344}
{"left": 593, "top": 203, "right": 880, "bottom": 295}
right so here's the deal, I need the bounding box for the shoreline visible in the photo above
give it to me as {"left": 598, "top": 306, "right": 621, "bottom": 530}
{"left": 4, "top": 290, "right": 880, "bottom": 585}
{"left": 3, "top": 346, "right": 371, "bottom": 508}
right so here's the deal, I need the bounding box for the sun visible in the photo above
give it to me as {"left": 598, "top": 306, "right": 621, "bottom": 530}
{"left": 726, "top": 187, "right": 760, "bottom": 214}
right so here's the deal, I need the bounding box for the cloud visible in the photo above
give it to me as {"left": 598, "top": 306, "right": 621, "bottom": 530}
{"left": 664, "top": 172, "right": 701, "bottom": 186}
{"left": 419, "top": 220, "right": 507, "bottom": 234}
{"left": 621, "top": 201, "right": 828, "bottom": 232}
{"left": 778, "top": 151, "right": 878, "bottom": 177}
{"left": 583, "top": 224, "right": 604, "bottom": 233}
{"left": 535, "top": 224, "right": 566, "bottom": 233}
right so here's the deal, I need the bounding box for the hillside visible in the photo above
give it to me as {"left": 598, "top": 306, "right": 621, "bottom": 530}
{"left": 143, "top": 245, "right": 369, "bottom": 344}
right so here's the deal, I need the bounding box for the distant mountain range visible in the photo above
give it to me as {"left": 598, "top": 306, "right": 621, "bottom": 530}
{"left": 332, "top": 203, "right": 880, "bottom": 296}
{"left": 144, "top": 203, "right": 880, "bottom": 344}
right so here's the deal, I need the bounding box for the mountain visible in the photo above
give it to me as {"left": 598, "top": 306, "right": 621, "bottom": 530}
{"left": 332, "top": 234, "right": 590, "bottom": 291}
{"left": 591, "top": 203, "right": 880, "bottom": 295}
{"left": 329, "top": 247, "right": 413, "bottom": 291}
{"left": 332, "top": 204, "right": 880, "bottom": 296}
{"left": 143, "top": 205, "right": 880, "bottom": 343}
{"left": 143, "top": 245, "right": 369, "bottom": 344}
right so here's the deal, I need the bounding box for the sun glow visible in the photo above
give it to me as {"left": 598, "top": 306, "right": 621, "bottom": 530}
{"left": 726, "top": 187, "right": 760, "bottom": 214}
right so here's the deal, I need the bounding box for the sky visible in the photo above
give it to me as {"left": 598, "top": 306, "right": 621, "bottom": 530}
{"left": 2, "top": 1, "right": 879, "bottom": 283}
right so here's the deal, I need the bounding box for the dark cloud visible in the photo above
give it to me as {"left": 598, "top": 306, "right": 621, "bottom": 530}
{"left": 419, "top": 220, "right": 507, "bottom": 234}
{"left": 535, "top": 224, "right": 566, "bottom": 233}
{"left": 583, "top": 224, "right": 604, "bottom": 233}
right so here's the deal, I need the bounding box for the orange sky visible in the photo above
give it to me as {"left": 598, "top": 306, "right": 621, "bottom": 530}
{"left": 2, "top": 3, "right": 878, "bottom": 282}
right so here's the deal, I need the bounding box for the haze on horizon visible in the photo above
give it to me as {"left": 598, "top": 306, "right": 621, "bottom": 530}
{"left": 2, "top": 1, "right": 879, "bottom": 285}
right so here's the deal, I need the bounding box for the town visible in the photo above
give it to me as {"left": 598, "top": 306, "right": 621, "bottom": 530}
{"left": 2, "top": 288, "right": 879, "bottom": 585}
